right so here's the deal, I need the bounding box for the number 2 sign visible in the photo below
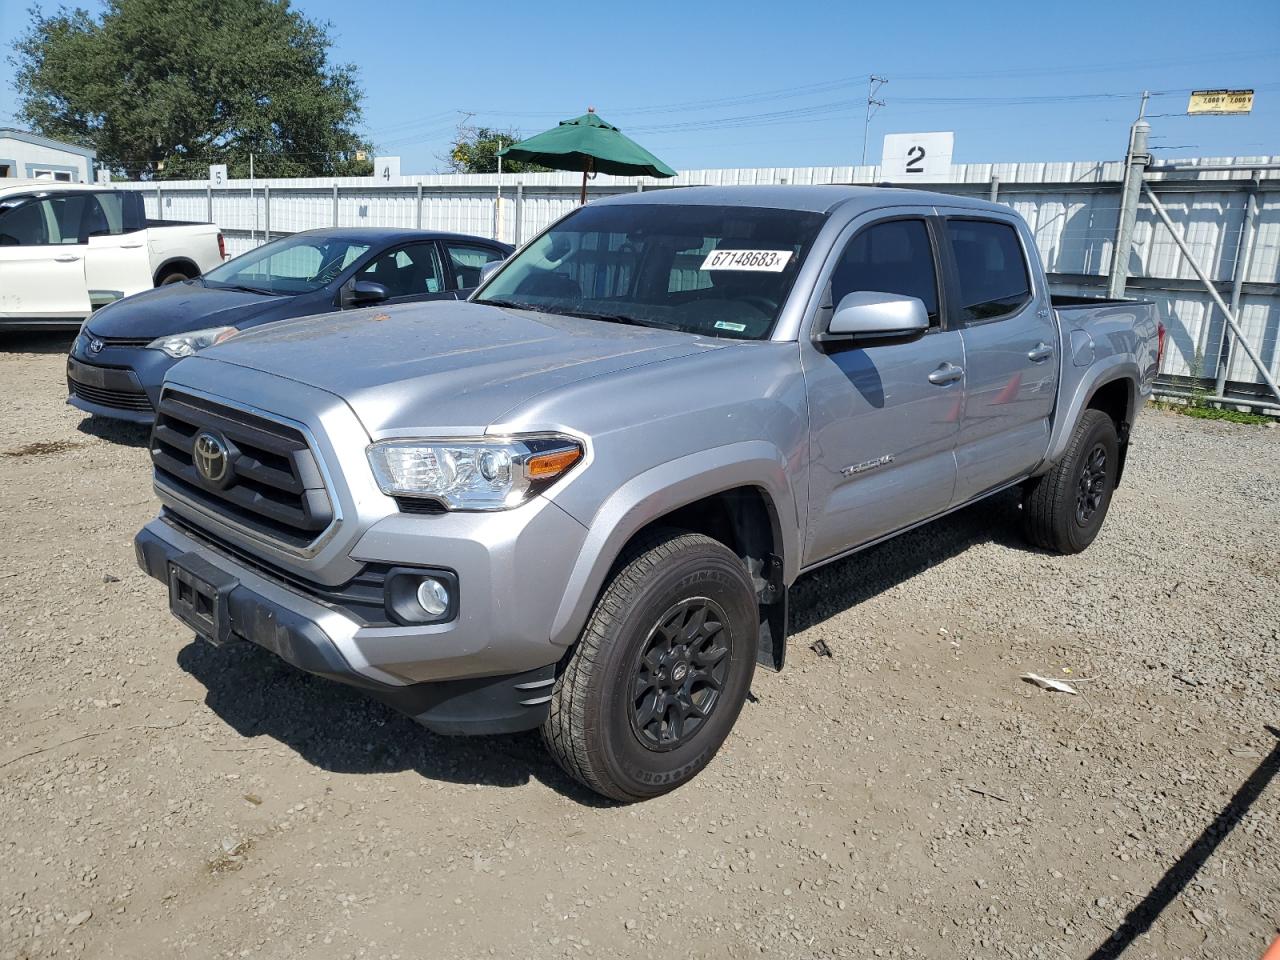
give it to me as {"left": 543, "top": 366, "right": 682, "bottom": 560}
{"left": 880, "top": 132, "right": 954, "bottom": 181}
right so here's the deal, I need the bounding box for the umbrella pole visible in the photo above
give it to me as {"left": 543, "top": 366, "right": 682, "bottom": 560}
{"left": 580, "top": 159, "right": 588, "bottom": 205}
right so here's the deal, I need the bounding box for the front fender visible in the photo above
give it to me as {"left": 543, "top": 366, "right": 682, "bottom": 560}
{"left": 547, "top": 440, "right": 800, "bottom": 649}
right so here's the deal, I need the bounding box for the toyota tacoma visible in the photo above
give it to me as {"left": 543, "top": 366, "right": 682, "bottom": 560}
{"left": 134, "top": 186, "right": 1163, "bottom": 801}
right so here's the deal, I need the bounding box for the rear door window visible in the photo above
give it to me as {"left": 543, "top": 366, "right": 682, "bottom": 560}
{"left": 443, "top": 242, "right": 505, "bottom": 290}
{"left": 944, "top": 219, "right": 1032, "bottom": 323}
{"left": 830, "top": 218, "right": 940, "bottom": 325}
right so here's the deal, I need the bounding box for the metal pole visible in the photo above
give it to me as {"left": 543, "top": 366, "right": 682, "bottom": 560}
{"left": 495, "top": 141, "right": 503, "bottom": 242}
{"left": 206, "top": 184, "right": 212, "bottom": 223}
{"left": 860, "top": 75, "right": 886, "bottom": 167}
{"left": 1215, "top": 176, "right": 1260, "bottom": 398}
{"left": 989, "top": 176, "right": 1000, "bottom": 203}
{"left": 1106, "top": 119, "right": 1149, "bottom": 299}
{"left": 1142, "top": 181, "right": 1280, "bottom": 404}
{"left": 155, "top": 183, "right": 162, "bottom": 221}
{"left": 514, "top": 183, "right": 523, "bottom": 247}
{"left": 249, "top": 153, "right": 256, "bottom": 245}
{"left": 333, "top": 182, "right": 339, "bottom": 227}
{"left": 263, "top": 183, "right": 270, "bottom": 243}
{"left": 416, "top": 182, "right": 423, "bottom": 229}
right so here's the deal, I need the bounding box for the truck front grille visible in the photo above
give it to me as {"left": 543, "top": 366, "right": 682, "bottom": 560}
{"left": 150, "top": 390, "right": 334, "bottom": 550}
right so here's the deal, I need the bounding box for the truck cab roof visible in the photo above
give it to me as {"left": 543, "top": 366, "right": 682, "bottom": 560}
{"left": 596, "top": 183, "right": 1007, "bottom": 217}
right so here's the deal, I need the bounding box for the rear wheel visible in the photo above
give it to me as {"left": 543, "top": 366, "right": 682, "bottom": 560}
{"left": 156, "top": 270, "right": 192, "bottom": 286}
{"left": 1021, "top": 409, "right": 1119, "bottom": 554}
{"left": 541, "top": 530, "right": 757, "bottom": 802}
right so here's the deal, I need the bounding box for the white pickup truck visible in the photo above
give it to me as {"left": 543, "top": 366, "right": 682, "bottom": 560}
{"left": 0, "top": 181, "right": 225, "bottom": 330}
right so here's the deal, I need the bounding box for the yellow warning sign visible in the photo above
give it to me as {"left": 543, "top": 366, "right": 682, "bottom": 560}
{"left": 1187, "top": 90, "right": 1254, "bottom": 115}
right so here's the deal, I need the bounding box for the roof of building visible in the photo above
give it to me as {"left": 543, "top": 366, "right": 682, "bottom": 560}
{"left": 0, "top": 128, "right": 96, "bottom": 160}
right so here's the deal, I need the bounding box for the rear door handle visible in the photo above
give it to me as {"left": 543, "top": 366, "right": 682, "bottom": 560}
{"left": 1027, "top": 342, "right": 1054, "bottom": 362}
{"left": 927, "top": 362, "right": 964, "bottom": 385}
{"left": 55, "top": 255, "right": 81, "bottom": 263}
{"left": 120, "top": 243, "right": 144, "bottom": 249}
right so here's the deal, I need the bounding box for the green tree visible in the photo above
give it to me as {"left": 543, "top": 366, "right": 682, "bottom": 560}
{"left": 10, "top": 0, "right": 374, "bottom": 179}
{"left": 447, "top": 124, "right": 546, "bottom": 174}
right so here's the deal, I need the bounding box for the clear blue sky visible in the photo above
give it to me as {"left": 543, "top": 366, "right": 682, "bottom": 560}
{"left": 2, "top": 0, "right": 1277, "bottom": 173}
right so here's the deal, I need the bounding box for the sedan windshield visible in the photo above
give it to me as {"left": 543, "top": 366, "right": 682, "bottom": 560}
{"left": 203, "top": 234, "right": 371, "bottom": 295}
{"left": 475, "top": 204, "right": 826, "bottom": 340}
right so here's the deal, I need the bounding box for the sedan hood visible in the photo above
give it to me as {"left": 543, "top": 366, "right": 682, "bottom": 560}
{"left": 86, "top": 281, "right": 292, "bottom": 338}
{"left": 197, "top": 300, "right": 720, "bottom": 435}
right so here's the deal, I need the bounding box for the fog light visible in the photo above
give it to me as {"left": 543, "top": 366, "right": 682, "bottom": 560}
{"left": 416, "top": 577, "right": 450, "bottom": 617}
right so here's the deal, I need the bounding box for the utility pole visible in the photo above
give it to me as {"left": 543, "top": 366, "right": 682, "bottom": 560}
{"left": 861, "top": 75, "right": 887, "bottom": 167}
{"left": 1107, "top": 94, "right": 1150, "bottom": 299}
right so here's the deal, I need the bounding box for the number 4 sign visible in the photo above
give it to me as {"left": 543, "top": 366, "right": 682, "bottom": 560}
{"left": 880, "top": 132, "right": 954, "bottom": 181}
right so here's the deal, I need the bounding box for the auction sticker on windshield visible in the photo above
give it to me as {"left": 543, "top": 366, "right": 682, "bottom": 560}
{"left": 700, "top": 250, "right": 793, "bottom": 272}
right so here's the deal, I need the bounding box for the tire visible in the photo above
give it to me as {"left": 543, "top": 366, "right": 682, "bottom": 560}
{"left": 156, "top": 270, "right": 191, "bottom": 286}
{"left": 1021, "top": 409, "right": 1119, "bottom": 554}
{"left": 541, "top": 530, "right": 758, "bottom": 802}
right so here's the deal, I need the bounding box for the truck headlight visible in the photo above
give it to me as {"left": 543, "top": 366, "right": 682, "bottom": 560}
{"left": 146, "top": 326, "right": 239, "bottom": 359}
{"left": 367, "top": 436, "right": 583, "bottom": 511}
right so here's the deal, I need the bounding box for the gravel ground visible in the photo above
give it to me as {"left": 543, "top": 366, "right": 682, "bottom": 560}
{"left": 0, "top": 332, "right": 1277, "bottom": 960}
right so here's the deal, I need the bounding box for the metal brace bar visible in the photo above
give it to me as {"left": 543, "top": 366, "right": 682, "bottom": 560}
{"left": 1141, "top": 181, "right": 1280, "bottom": 405}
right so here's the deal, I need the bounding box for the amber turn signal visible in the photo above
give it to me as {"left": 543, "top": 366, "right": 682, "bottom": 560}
{"left": 526, "top": 447, "right": 582, "bottom": 480}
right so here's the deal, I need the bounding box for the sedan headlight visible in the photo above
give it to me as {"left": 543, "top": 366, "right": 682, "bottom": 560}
{"left": 367, "top": 436, "right": 583, "bottom": 511}
{"left": 146, "top": 326, "right": 239, "bottom": 359}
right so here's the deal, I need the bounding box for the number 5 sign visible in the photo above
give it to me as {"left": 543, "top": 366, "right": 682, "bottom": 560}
{"left": 881, "top": 132, "right": 954, "bottom": 181}
{"left": 209, "top": 164, "right": 228, "bottom": 187}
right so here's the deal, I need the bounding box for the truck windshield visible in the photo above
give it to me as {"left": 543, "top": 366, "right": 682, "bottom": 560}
{"left": 204, "top": 234, "right": 372, "bottom": 295}
{"left": 474, "top": 204, "right": 826, "bottom": 340}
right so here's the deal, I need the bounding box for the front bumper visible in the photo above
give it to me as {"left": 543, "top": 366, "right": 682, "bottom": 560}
{"left": 66, "top": 342, "right": 176, "bottom": 423}
{"left": 135, "top": 512, "right": 578, "bottom": 735}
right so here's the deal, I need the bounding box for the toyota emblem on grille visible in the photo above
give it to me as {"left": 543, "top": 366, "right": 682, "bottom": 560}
{"left": 193, "top": 432, "right": 230, "bottom": 485}
{"left": 88, "top": 337, "right": 104, "bottom": 355}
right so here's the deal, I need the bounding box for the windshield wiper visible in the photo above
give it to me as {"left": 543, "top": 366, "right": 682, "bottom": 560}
{"left": 209, "top": 282, "right": 283, "bottom": 296}
{"left": 474, "top": 297, "right": 536, "bottom": 311}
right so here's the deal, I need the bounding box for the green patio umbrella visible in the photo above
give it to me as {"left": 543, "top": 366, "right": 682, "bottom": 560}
{"left": 499, "top": 107, "right": 676, "bottom": 204}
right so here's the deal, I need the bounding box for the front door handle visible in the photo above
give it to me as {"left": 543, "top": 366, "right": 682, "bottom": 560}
{"left": 927, "top": 362, "right": 964, "bottom": 385}
{"left": 55, "top": 255, "right": 81, "bottom": 263}
{"left": 1027, "top": 342, "right": 1054, "bottom": 362}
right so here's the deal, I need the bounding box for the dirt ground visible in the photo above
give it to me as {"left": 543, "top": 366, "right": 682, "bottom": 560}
{"left": 0, "top": 332, "right": 1277, "bottom": 960}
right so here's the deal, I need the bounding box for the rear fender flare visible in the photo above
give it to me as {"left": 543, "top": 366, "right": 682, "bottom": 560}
{"left": 548, "top": 441, "right": 801, "bottom": 649}
{"left": 1039, "top": 358, "right": 1140, "bottom": 473}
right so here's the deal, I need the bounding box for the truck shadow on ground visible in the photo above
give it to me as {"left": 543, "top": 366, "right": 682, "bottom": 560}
{"left": 176, "top": 638, "right": 613, "bottom": 805}
{"left": 789, "top": 486, "right": 1034, "bottom": 634}
{"left": 177, "top": 487, "right": 1036, "bottom": 803}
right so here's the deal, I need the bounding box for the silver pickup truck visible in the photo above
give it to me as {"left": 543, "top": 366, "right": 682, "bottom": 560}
{"left": 134, "top": 186, "right": 1163, "bottom": 801}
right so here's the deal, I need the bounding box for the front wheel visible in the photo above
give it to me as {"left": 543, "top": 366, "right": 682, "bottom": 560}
{"left": 1021, "top": 409, "right": 1119, "bottom": 554}
{"left": 541, "top": 530, "right": 758, "bottom": 802}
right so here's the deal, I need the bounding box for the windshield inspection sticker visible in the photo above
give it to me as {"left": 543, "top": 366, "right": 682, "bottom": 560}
{"left": 700, "top": 249, "right": 793, "bottom": 272}
{"left": 714, "top": 321, "right": 747, "bottom": 332}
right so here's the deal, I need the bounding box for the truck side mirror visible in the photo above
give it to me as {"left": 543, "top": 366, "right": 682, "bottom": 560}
{"left": 477, "top": 259, "right": 504, "bottom": 287}
{"left": 820, "top": 291, "right": 929, "bottom": 344}
{"left": 343, "top": 278, "right": 390, "bottom": 307}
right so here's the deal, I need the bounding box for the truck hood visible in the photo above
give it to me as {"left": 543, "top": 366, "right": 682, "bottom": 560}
{"left": 196, "top": 300, "right": 720, "bottom": 435}
{"left": 86, "top": 280, "right": 293, "bottom": 338}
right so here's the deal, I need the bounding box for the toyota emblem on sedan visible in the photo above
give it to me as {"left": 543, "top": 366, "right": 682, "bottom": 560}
{"left": 193, "top": 432, "right": 230, "bottom": 485}
{"left": 88, "top": 337, "right": 104, "bottom": 355}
